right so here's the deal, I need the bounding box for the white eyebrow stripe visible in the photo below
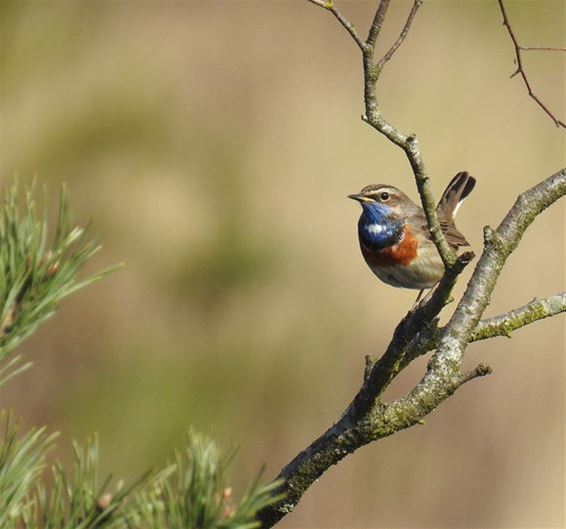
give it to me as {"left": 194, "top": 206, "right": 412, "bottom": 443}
{"left": 366, "top": 223, "right": 384, "bottom": 234}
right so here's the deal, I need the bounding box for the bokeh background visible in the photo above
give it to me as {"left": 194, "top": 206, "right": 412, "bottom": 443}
{"left": 1, "top": 0, "right": 564, "bottom": 527}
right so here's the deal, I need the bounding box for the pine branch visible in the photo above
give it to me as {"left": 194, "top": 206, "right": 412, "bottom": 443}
{"left": 0, "top": 182, "right": 121, "bottom": 386}
{"left": 3, "top": 426, "right": 279, "bottom": 529}
{"left": 12, "top": 434, "right": 160, "bottom": 529}
{"left": 0, "top": 185, "right": 279, "bottom": 529}
{"left": 0, "top": 412, "right": 58, "bottom": 528}
{"left": 125, "top": 431, "right": 282, "bottom": 529}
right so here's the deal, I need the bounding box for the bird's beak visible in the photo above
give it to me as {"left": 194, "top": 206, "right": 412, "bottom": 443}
{"left": 348, "top": 193, "right": 369, "bottom": 203}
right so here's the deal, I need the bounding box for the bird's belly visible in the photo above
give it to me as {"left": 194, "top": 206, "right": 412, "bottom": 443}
{"left": 362, "top": 239, "right": 444, "bottom": 290}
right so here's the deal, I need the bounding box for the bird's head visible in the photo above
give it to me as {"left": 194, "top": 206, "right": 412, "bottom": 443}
{"left": 348, "top": 184, "right": 417, "bottom": 248}
{"left": 348, "top": 184, "right": 415, "bottom": 217}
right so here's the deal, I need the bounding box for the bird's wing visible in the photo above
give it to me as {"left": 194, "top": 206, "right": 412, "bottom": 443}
{"left": 439, "top": 217, "right": 470, "bottom": 248}
{"left": 411, "top": 213, "right": 470, "bottom": 250}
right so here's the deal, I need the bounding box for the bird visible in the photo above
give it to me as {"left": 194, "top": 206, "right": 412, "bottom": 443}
{"left": 348, "top": 171, "right": 476, "bottom": 303}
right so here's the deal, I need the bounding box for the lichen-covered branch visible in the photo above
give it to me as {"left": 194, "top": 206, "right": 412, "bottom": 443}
{"left": 258, "top": 169, "right": 565, "bottom": 527}
{"left": 412, "top": 292, "right": 566, "bottom": 358}
{"left": 257, "top": 2, "right": 566, "bottom": 527}
{"left": 257, "top": 250, "right": 472, "bottom": 527}
{"left": 471, "top": 292, "right": 566, "bottom": 341}
{"left": 382, "top": 168, "right": 566, "bottom": 429}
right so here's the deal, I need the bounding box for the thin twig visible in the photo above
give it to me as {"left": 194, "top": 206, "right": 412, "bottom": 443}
{"left": 257, "top": 169, "right": 566, "bottom": 528}
{"left": 497, "top": 0, "right": 566, "bottom": 128}
{"left": 377, "top": 0, "right": 423, "bottom": 69}
{"left": 306, "top": 0, "right": 366, "bottom": 51}
{"left": 520, "top": 46, "right": 566, "bottom": 52}
{"left": 366, "top": 0, "right": 391, "bottom": 49}
{"left": 360, "top": 1, "right": 455, "bottom": 268}
{"left": 306, "top": 1, "right": 449, "bottom": 267}
{"left": 257, "top": 4, "right": 566, "bottom": 526}
{"left": 381, "top": 168, "right": 566, "bottom": 429}
{"left": 458, "top": 363, "right": 493, "bottom": 386}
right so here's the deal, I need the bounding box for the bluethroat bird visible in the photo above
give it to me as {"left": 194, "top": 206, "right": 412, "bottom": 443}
{"left": 349, "top": 171, "right": 476, "bottom": 302}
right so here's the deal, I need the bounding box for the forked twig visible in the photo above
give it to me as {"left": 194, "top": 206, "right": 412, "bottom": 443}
{"left": 256, "top": 2, "right": 566, "bottom": 526}
{"left": 497, "top": 0, "right": 565, "bottom": 128}
{"left": 306, "top": 0, "right": 366, "bottom": 50}
{"left": 377, "top": 0, "right": 423, "bottom": 69}
{"left": 306, "top": 1, "right": 451, "bottom": 265}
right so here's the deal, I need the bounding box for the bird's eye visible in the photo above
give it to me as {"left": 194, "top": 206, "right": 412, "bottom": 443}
{"left": 379, "top": 191, "right": 390, "bottom": 201}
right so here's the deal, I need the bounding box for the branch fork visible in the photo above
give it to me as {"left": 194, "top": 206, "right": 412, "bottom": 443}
{"left": 497, "top": 0, "right": 566, "bottom": 128}
{"left": 258, "top": 3, "right": 566, "bottom": 526}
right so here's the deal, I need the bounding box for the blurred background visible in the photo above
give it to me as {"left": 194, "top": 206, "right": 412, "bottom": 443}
{"left": 1, "top": 0, "right": 564, "bottom": 527}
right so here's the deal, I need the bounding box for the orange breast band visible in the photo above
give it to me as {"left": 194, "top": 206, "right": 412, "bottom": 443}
{"left": 361, "top": 225, "right": 419, "bottom": 267}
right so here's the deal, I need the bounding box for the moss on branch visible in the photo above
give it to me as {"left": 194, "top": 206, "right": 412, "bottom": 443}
{"left": 471, "top": 293, "right": 566, "bottom": 341}
{"left": 258, "top": 1, "right": 566, "bottom": 526}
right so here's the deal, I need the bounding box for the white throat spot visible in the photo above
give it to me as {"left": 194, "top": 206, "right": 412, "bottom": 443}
{"left": 366, "top": 223, "right": 385, "bottom": 235}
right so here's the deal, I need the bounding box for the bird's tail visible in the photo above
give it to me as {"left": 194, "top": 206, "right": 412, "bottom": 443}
{"left": 437, "top": 171, "right": 476, "bottom": 220}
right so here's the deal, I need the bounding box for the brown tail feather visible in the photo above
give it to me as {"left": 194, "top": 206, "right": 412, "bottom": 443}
{"left": 437, "top": 171, "right": 476, "bottom": 220}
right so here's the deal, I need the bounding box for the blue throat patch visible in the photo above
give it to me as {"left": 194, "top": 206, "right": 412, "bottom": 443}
{"left": 358, "top": 202, "right": 404, "bottom": 250}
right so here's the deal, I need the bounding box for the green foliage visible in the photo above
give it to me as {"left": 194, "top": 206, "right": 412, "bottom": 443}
{"left": 14, "top": 434, "right": 154, "bottom": 529}
{"left": 0, "top": 182, "right": 279, "bottom": 529}
{"left": 1, "top": 428, "right": 278, "bottom": 529}
{"left": 125, "top": 432, "right": 281, "bottom": 529}
{"left": 0, "top": 412, "right": 58, "bottom": 527}
{"left": 0, "top": 181, "right": 118, "bottom": 385}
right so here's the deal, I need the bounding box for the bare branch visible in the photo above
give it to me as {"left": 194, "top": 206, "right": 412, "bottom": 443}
{"left": 306, "top": 0, "right": 366, "bottom": 51}
{"left": 470, "top": 292, "right": 566, "bottom": 341}
{"left": 405, "top": 292, "right": 566, "bottom": 362}
{"left": 497, "top": 0, "right": 566, "bottom": 128}
{"left": 376, "top": 0, "right": 424, "bottom": 70}
{"left": 357, "top": 250, "right": 476, "bottom": 405}
{"left": 258, "top": 4, "right": 565, "bottom": 526}
{"left": 358, "top": 3, "right": 455, "bottom": 269}
{"left": 319, "top": 4, "right": 438, "bottom": 272}
{"left": 307, "top": 2, "right": 446, "bottom": 269}
{"left": 458, "top": 363, "right": 493, "bottom": 386}
{"left": 362, "top": 113, "right": 457, "bottom": 268}
{"left": 442, "top": 168, "right": 566, "bottom": 355}
{"left": 258, "top": 169, "right": 565, "bottom": 528}
{"left": 520, "top": 46, "right": 566, "bottom": 52}
{"left": 366, "top": 0, "right": 391, "bottom": 49}
{"left": 383, "top": 169, "right": 566, "bottom": 427}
